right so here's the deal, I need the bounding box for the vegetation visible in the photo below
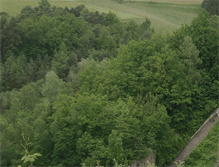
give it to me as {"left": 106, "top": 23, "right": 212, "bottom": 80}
{"left": 201, "top": 0, "right": 219, "bottom": 16}
{"left": 1, "top": 0, "right": 203, "bottom": 34}
{"left": 18, "top": 122, "right": 42, "bottom": 167}
{"left": 184, "top": 120, "right": 219, "bottom": 167}
{"left": 0, "top": 0, "right": 218, "bottom": 166}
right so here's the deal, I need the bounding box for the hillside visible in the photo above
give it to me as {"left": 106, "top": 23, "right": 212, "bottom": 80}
{"left": 125, "top": 109, "right": 219, "bottom": 167}
{"left": 170, "top": 109, "right": 219, "bottom": 167}
{"left": 0, "top": 0, "right": 218, "bottom": 166}
{"left": 1, "top": 0, "right": 202, "bottom": 34}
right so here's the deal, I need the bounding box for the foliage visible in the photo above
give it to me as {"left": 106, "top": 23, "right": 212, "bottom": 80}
{"left": 109, "top": 22, "right": 126, "bottom": 46}
{"left": 1, "top": 52, "right": 28, "bottom": 92}
{"left": 51, "top": 42, "right": 70, "bottom": 80}
{"left": 1, "top": 2, "right": 218, "bottom": 167}
{"left": 168, "top": 9, "right": 219, "bottom": 82}
{"left": 138, "top": 17, "right": 151, "bottom": 35}
{"left": 88, "top": 48, "right": 114, "bottom": 61}
{"left": 82, "top": 10, "right": 108, "bottom": 26}
{"left": 78, "top": 32, "right": 204, "bottom": 135}
{"left": 18, "top": 121, "right": 42, "bottom": 167}
{"left": 201, "top": 0, "right": 219, "bottom": 16}
{"left": 166, "top": 9, "right": 219, "bottom": 129}
{"left": 184, "top": 120, "right": 219, "bottom": 167}
{"left": 0, "top": 13, "right": 22, "bottom": 63}
{"left": 174, "top": 161, "right": 185, "bottom": 167}
{"left": 104, "top": 11, "right": 120, "bottom": 25}
{"left": 98, "top": 26, "right": 116, "bottom": 51}
{"left": 50, "top": 91, "right": 178, "bottom": 166}
{"left": 41, "top": 70, "right": 63, "bottom": 106}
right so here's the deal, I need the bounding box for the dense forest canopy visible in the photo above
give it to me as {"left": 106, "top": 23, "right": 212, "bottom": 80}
{"left": 0, "top": 0, "right": 218, "bottom": 166}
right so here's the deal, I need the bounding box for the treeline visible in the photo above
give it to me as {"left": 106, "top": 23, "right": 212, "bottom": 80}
{"left": 0, "top": 0, "right": 154, "bottom": 92}
{"left": 0, "top": 0, "right": 218, "bottom": 166}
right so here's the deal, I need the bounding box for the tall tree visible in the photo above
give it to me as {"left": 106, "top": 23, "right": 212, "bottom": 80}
{"left": 166, "top": 10, "right": 219, "bottom": 118}
{"left": 51, "top": 42, "right": 70, "bottom": 80}
{"left": 0, "top": 14, "right": 22, "bottom": 62}
{"left": 41, "top": 70, "right": 63, "bottom": 107}
{"left": 38, "top": 0, "right": 51, "bottom": 15}
{"left": 138, "top": 17, "right": 151, "bottom": 34}
{"left": 104, "top": 11, "right": 120, "bottom": 25}
{"left": 109, "top": 22, "right": 125, "bottom": 46}
{"left": 1, "top": 53, "right": 27, "bottom": 92}
{"left": 98, "top": 26, "right": 116, "bottom": 51}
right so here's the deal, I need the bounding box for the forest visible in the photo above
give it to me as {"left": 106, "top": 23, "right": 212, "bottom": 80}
{"left": 0, "top": 0, "right": 218, "bottom": 166}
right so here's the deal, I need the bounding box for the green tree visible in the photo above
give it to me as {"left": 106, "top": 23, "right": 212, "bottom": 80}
{"left": 104, "top": 11, "right": 120, "bottom": 25}
{"left": 0, "top": 78, "right": 54, "bottom": 166}
{"left": 0, "top": 13, "right": 22, "bottom": 63}
{"left": 201, "top": 0, "right": 219, "bottom": 16}
{"left": 51, "top": 42, "right": 70, "bottom": 80}
{"left": 16, "top": 82, "right": 41, "bottom": 112}
{"left": 0, "top": 91, "right": 11, "bottom": 113}
{"left": 41, "top": 70, "right": 63, "bottom": 106}
{"left": 109, "top": 22, "right": 125, "bottom": 46}
{"left": 166, "top": 10, "right": 219, "bottom": 123}
{"left": 178, "top": 36, "right": 202, "bottom": 83}
{"left": 98, "top": 26, "right": 116, "bottom": 51}
{"left": 78, "top": 132, "right": 107, "bottom": 167}
{"left": 38, "top": 0, "right": 51, "bottom": 15}
{"left": 18, "top": 15, "right": 49, "bottom": 58}
{"left": 120, "top": 19, "right": 140, "bottom": 44}
{"left": 79, "top": 7, "right": 90, "bottom": 17}
{"left": 78, "top": 32, "right": 92, "bottom": 51}
{"left": 167, "top": 36, "right": 203, "bottom": 133}
{"left": 167, "top": 10, "right": 218, "bottom": 82}
{"left": 18, "top": 121, "right": 42, "bottom": 167}
{"left": 106, "top": 130, "right": 126, "bottom": 166}
{"left": 125, "top": 19, "right": 138, "bottom": 33}
{"left": 45, "top": 27, "right": 62, "bottom": 55}
{"left": 1, "top": 52, "right": 27, "bottom": 92}
{"left": 78, "top": 31, "right": 199, "bottom": 140}
{"left": 34, "top": 54, "right": 52, "bottom": 82}
{"left": 138, "top": 17, "right": 151, "bottom": 35}
{"left": 88, "top": 48, "right": 113, "bottom": 61}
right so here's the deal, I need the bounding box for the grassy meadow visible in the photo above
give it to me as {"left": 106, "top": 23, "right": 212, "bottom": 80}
{"left": 1, "top": 0, "right": 203, "bottom": 34}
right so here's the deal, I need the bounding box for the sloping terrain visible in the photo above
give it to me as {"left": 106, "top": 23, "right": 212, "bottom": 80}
{"left": 170, "top": 108, "right": 219, "bottom": 167}
{"left": 128, "top": 109, "right": 219, "bottom": 167}
{"left": 1, "top": 0, "right": 202, "bottom": 34}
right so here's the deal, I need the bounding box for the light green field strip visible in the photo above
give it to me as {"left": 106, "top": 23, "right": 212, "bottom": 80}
{"left": 0, "top": 0, "right": 139, "bottom": 19}
{"left": 0, "top": 0, "right": 200, "bottom": 34}
{"left": 1, "top": 0, "right": 179, "bottom": 26}
{"left": 77, "top": 0, "right": 181, "bottom": 33}
{"left": 129, "top": 2, "right": 200, "bottom": 26}
{"left": 129, "top": 0, "right": 202, "bottom": 3}
{"left": 1, "top": 0, "right": 40, "bottom": 15}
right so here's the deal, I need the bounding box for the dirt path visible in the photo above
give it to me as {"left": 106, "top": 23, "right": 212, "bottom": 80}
{"left": 169, "top": 108, "right": 219, "bottom": 167}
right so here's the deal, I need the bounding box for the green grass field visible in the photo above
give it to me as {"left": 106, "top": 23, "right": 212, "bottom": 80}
{"left": 1, "top": 0, "right": 203, "bottom": 34}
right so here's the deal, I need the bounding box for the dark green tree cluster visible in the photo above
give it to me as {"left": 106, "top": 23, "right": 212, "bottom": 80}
{"left": 81, "top": 10, "right": 108, "bottom": 26}
{"left": 201, "top": 0, "right": 219, "bottom": 16}
{"left": 0, "top": 0, "right": 154, "bottom": 92}
{"left": 167, "top": 8, "right": 219, "bottom": 120}
{"left": 0, "top": 1, "right": 218, "bottom": 166}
